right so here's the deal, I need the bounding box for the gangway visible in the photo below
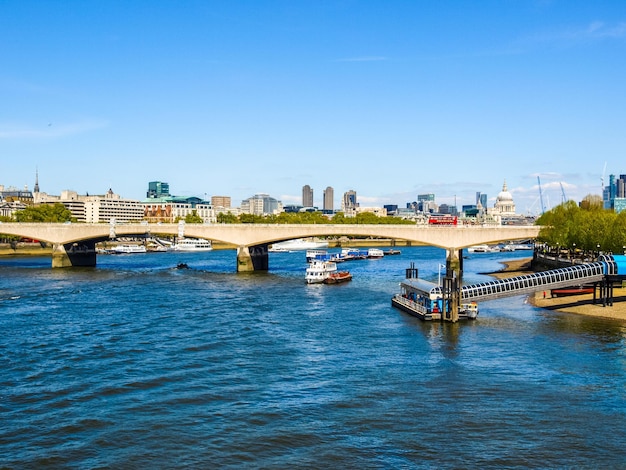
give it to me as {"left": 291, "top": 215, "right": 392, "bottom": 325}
{"left": 459, "top": 254, "right": 624, "bottom": 303}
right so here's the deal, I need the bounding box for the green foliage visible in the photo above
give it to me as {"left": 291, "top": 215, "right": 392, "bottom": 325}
{"left": 215, "top": 210, "right": 414, "bottom": 225}
{"left": 184, "top": 211, "right": 203, "bottom": 224}
{"left": 14, "top": 203, "right": 74, "bottom": 223}
{"left": 537, "top": 200, "right": 626, "bottom": 253}
{"left": 216, "top": 212, "right": 240, "bottom": 224}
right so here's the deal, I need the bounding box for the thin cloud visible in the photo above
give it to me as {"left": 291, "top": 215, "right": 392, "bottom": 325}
{"left": 0, "top": 119, "right": 109, "bottom": 139}
{"left": 525, "top": 21, "right": 626, "bottom": 46}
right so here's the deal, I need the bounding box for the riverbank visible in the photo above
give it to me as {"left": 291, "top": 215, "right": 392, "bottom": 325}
{"left": 490, "top": 257, "right": 626, "bottom": 321}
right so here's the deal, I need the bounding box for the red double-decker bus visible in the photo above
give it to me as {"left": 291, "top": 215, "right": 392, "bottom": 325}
{"left": 428, "top": 215, "right": 458, "bottom": 225}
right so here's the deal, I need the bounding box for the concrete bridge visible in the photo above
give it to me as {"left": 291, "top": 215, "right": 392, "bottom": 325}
{"left": 0, "top": 221, "right": 541, "bottom": 272}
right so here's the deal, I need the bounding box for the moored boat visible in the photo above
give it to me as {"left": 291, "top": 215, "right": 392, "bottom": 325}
{"left": 108, "top": 244, "right": 147, "bottom": 254}
{"left": 305, "top": 260, "right": 338, "bottom": 284}
{"left": 391, "top": 264, "right": 478, "bottom": 321}
{"left": 171, "top": 238, "right": 213, "bottom": 251}
{"left": 323, "top": 271, "right": 352, "bottom": 284}
{"left": 367, "top": 248, "right": 384, "bottom": 259}
{"left": 271, "top": 238, "right": 329, "bottom": 251}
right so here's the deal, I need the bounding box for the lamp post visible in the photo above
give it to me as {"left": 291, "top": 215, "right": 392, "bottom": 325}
{"left": 438, "top": 263, "right": 446, "bottom": 286}
{"left": 597, "top": 244, "right": 601, "bottom": 257}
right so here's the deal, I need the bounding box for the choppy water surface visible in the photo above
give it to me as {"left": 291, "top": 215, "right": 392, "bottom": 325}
{"left": 1, "top": 247, "right": 626, "bottom": 468}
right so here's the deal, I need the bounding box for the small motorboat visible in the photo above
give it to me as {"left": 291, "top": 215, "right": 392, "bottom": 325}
{"left": 323, "top": 271, "right": 352, "bottom": 284}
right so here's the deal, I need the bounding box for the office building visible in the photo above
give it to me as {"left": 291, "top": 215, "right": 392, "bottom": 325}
{"left": 302, "top": 185, "right": 313, "bottom": 208}
{"left": 323, "top": 186, "right": 334, "bottom": 212}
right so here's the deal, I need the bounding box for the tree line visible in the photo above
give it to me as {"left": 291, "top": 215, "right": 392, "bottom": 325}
{"left": 537, "top": 195, "right": 626, "bottom": 255}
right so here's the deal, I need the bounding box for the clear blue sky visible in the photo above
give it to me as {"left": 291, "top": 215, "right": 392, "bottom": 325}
{"left": 2, "top": 0, "right": 625, "bottom": 214}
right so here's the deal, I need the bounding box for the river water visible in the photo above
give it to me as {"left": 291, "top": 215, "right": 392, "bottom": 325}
{"left": 1, "top": 247, "right": 625, "bottom": 469}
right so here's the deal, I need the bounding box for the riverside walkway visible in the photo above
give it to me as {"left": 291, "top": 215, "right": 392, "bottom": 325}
{"left": 0, "top": 222, "right": 540, "bottom": 270}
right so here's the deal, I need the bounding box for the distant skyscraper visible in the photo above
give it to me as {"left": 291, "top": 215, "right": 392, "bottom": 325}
{"left": 302, "top": 185, "right": 313, "bottom": 207}
{"left": 323, "top": 186, "right": 334, "bottom": 212}
{"left": 342, "top": 190, "right": 357, "bottom": 212}
{"left": 476, "top": 191, "right": 487, "bottom": 208}
{"left": 147, "top": 181, "right": 170, "bottom": 198}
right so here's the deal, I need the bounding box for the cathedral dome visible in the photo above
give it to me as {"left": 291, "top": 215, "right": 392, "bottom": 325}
{"left": 493, "top": 180, "right": 516, "bottom": 216}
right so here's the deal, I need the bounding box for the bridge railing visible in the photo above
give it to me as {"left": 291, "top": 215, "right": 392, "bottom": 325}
{"left": 460, "top": 262, "right": 606, "bottom": 302}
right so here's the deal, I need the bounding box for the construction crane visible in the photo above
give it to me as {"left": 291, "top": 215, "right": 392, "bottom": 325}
{"left": 537, "top": 176, "right": 546, "bottom": 215}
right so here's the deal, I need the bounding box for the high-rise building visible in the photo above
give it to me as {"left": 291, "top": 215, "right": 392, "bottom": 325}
{"left": 147, "top": 181, "right": 170, "bottom": 199}
{"left": 323, "top": 186, "right": 334, "bottom": 212}
{"left": 302, "top": 185, "right": 313, "bottom": 207}
{"left": 240, "top": 193, "right": 283, "bottom": 216}
{"left": 342, "top": 190, "right": 357, "bottom": 214}
{"left": 603, "top": 174, "right": 626, "bottom": 213}
{"left": 476, "top": 191, "right": 487, "bottom": 208}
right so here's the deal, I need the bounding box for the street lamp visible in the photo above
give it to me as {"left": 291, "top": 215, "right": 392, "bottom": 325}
{"left": 438, "top": 263, "right": 446, "bottom": 286}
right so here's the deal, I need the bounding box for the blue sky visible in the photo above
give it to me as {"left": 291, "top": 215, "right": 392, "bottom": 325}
{"left": 2, "top": 0, "right": 625, "bottom": 214}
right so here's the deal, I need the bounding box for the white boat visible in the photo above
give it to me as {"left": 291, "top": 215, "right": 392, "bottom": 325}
{"left": 109, "top": 244, "right": 147, "bottom": 254}
{"left": 367, "top": 248, "right": 384, "bottom": 258}
{"left": 467, "top": 244, "right": 499, "bottom": 253}
{"left": 271, "top": 238, "right": 329, "bottom": 252}
{"left": 305, "top": 260, "right": 338, "bottom": 284}
{"left": 171, "top": 238, "right": 213, "bottom": 251}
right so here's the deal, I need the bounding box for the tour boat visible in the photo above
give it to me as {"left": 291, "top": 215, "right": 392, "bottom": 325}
{"left": 271, "top": 238, "right": 329, "bottom": 252}
{"left": 305, "top": 260, "right": 338, "bottom": 284}
{"left": 171, "top": 238, "right": 213, "bottom": 251}
{"left": 108, "top": 244, "right": 147, "bottom": 254}
{"left": 367, "top": 248, "right": 384, "bottom": 259}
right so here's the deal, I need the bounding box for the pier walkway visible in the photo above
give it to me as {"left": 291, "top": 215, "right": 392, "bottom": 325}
{"left": 455, "top": 255, "right": 624, "bottom": 306}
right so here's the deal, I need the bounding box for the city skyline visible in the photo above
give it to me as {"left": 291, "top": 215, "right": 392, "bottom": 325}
{"left": 2, "top": 2, "right": 625, "bottom": 214}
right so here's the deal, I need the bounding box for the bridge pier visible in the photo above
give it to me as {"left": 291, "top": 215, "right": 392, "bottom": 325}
{"left": 236, "top": 244, "right": 269, "bottom": 272}
{"left": 52, "top": 241, "right": 97, "bottom": 268}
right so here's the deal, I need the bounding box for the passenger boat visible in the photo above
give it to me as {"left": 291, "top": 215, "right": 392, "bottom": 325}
{"left": 383, "top": 249, "right": 401, "bottom": 255}
{"left": 271, "top": 238, "right": 329, "bottom": 251}
{"left": 108, "top": 244, "right": 147, "bottom": 254}
{"left": 391, "top": 265, "right": 478, "bottom": 320}
{"left": 367, "top": 248, "right": 384, "bottom": 259}
{"left": 467, "top": 244, "right": 499, "bottom": 253}
{"left": 171, "top": 238, "right": 213, "bottom": 251}
{"left": 338, "top": 248, "right": 368, "bottom": 261}
{"left": 305, "top": 260, "right": 338, "bottom": 284}
{"left": 323, "top": 271, "right": 352, "bottom": 284}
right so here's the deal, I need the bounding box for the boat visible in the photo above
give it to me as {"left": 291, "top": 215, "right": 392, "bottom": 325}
{"left": 108, "top": 244, "right": 147, "bottom": 254}
{"left": 323, "top": 271, "right": 352, "bottom": 284}
{"left": 383, "top": 249, "right": 401, "bottom": 256}
{"left": 305, "top": 260, "right": 338, "bottom": 284}
{"left": 306, "top": 249, "right": 328, "bottom": 262}
{"left": 171, "top": 238, "right": 213, "bottom": 251}
{"left": 271, "top": 238, "right": 329, "bottom": 252}
{"left": 391, "top": 264, "right": 478, "bottom": 321}
{"left": 367, "top": 248, "right": 384, "bottom": 259}
{"left": 467, "top": 244, "right": 499, "bottom": 253}
{"left": 338, "top": 248, "right": 368, "bottom": 261}
{"left": 550, "top": 286, "right": 594, "bottom": 297}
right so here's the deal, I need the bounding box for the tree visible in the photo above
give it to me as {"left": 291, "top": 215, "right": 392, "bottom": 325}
{"left": 14, "top": 203, "right": 74, "bottom": 223}
{"left": 184, "top": 211, "right": 203, "bottom": 224}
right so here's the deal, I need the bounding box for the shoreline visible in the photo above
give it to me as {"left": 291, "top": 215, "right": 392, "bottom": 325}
{"left": 489, "top": 257, "right": 626, "bottom": 321}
